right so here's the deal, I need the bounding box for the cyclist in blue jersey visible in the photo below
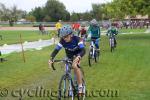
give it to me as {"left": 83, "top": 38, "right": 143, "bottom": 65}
{"left": 48, "top": 25, "right": 86, "bottom": 95}
{"left": 88, "top": 19, "right": 101, "bottom": 52}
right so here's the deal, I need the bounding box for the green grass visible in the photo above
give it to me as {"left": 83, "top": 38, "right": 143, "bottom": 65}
{"left": 0, "top": 24, "right": 33, "bottom": 27}
{"left": 0, "top": 33, "right": 150, "bottom": 100}
{"left": 119, "top": 28, "right": 147, "bottom": 33}
{"left": 0, "top": 30, "right": 56, "bottom": 45}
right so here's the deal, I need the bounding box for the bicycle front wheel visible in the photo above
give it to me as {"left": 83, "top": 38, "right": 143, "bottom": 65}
{"left": 88, "top": 50, "right": 93, "bottom": 67}
{"left": 110, "top": 38, "right": 114, "bottom": 52}
{"left": 58, "top": 75, "right": 75, "bottom": 100}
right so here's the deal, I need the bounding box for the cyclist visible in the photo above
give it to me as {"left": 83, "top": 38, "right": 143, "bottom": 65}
{"left": 55, "top": 20, "right": 62, "bottom": 37}
{"left": 39, "top": 23, "right": 46, "bottom": 35}
{"left": 106, "top": 23, "right": 118, "bottom": 47}
{"left": 48, "top": 25, "right": 86, "bottom": 95}
{"left": 88, "top": 19, "right": 101, "bottom": 52}
{"left": 78, "top": 24, "right": 87, "bottom": 44}
{"left": 72, "top": 22, "right": 80, "bottom": 36}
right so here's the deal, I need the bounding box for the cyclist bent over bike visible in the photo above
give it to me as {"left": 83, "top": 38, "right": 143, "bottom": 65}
{"left": 88, "top": 19, "right": 101, "bottom": 52}
{"left": 48, "top": 25, "right": 86, "bottom": 95}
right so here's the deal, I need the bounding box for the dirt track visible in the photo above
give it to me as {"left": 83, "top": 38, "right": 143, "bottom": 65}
{"left": 0, "top": 27, "right": 56, "bottom": 31}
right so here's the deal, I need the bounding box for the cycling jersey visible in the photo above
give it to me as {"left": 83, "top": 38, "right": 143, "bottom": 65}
{"left": 107, "top": 27, "right": 118, "bottom": 37}
{"left": 50, "top": 35, "right": 85, "bottom": 60}
{"left": 55, "top": 22, "right": 62, "bottom": 30}
{"left": 88, "top": 25, "right": 101, "bottom": 38}
{"left": 80, "top": 28, "right": 86, "bottom": 35}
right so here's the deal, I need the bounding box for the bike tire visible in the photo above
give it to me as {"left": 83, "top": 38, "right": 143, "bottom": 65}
{"left": 110, "top": 38, "right": 114, "bottom": 52}
{"left": 94, "top": 50, "right": 100, "bottom": 63}
{"left": 88, "top": 51, "right": 92, "bottom": 67}
{"left": 58, "top": 75, "right": 76, "bottom": 100}
{"left": 111, "top": 46, "right": 114, "bottom": 52}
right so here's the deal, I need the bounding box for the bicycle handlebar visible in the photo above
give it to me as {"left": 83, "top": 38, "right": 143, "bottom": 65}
{"left": 51, "top": 59, "right": 73, "bottom": 71}
{"left": 51, "top": 59, "right": 80, "bottom": 71}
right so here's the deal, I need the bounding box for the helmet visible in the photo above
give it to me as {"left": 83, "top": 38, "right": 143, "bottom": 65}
{"left": 81, "top": 22, "right": 86, "bottom": 27}
{"left": 90, "top": 19, "right": 98, "bottom": 26}
{"left": 60, "top": 25, "right": 73, "bottom": 38}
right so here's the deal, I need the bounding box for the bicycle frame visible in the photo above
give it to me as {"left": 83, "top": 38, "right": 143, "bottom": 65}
{"left": 51, "top": 59, "right": 78, "bottom": 98}
{"left": 90, "top": 41, "right": 95, "bottom": 58}
{"left": 64, "top": 62, "right": 74, "bottom": 98}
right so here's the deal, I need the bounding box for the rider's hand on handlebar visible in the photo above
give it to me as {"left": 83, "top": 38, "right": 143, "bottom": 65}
{"left": 48, "top": 59, "right": 53, "bottom": 69}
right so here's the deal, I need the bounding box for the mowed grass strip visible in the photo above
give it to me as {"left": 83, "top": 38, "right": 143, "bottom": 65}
{"left": 0, "top": 30, "right": 56, "bottom": 45}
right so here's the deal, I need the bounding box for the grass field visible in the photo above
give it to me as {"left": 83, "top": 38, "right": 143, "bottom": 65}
{"left": 0, "top": 32, "right": 150, "bottom": 100}
{"left": 0, "top": 24, "right": 33, "bottom": 27}
{"left": 0, "top": 28, "right": 147, "bottom": 46}
{"left": 0, "top": 30, "right": 56, "bottom": 45}
{"left": 119, "top": 28, "right": 147, "bottom": 33}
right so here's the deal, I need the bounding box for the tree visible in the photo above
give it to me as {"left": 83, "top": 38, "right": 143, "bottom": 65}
{"left": 29, "top": 0, "right": 70, "bottom": 22}
{"left": 81, "top": 11, "right": 93, "bottom": 21}
{"left": 26, "top": 15, "right": 36, "bottom": 22}
{"left": 43, "top": 15, "right": 51, "bottom": 22}
{"left": 0, "top": 3, "right": 26, "bottom": 26}
{"left": 44, "top": 0, "right": 69, "bottom": 21}
{"left": 29, "top": 7, "right": 45, "bottom": 22}
{"left": 92, "top": 4, "right": 104, "bottom": 20}
{"left": 70, "top": 12, "right": 80, "bottom": 21}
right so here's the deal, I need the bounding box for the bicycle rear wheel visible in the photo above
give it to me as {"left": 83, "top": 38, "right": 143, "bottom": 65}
{"left": 58, "top": 75, "right": 76, "bottom": 100}
{"left": 94, "top": 49, "right": 100, "bottom": 63}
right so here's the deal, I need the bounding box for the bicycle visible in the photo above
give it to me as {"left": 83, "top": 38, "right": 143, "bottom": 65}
{"left": 109, "top": 36, "right": 116, "bottom": 52}
{"left": 88, "top": 39, "right": 100, "bottom": 67}
{"left": 51, "top": 58, "right": 86, "bottom": 100}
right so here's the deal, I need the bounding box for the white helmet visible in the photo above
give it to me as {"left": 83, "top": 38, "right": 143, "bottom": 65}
{"left": 90, "top": 19, "right": 98, "bottom": 26}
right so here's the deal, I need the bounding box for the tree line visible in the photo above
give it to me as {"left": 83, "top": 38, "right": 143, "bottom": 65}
{"left": 0, "top": 0, "right": 150, "bottom": 25}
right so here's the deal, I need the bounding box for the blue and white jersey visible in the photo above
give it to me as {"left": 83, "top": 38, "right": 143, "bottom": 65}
{"left": 55, "top": 35, "right": 84, "bottom": 52}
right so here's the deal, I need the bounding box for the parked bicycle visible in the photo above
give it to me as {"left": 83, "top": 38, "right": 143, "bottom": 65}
{"left": 88, "top": 40, "right": 100, "bottom": 67}
{"left": 51, "top": 58, "right": 86, "bottom": 100}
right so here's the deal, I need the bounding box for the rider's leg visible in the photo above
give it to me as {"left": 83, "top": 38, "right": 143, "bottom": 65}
{"left": 72, "top": 62, "right": 83, "bottom": 94}
{"left": 95, "top": 38, "right": 100, "bottom": 50}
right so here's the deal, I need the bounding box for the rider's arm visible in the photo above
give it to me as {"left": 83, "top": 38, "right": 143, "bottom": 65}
{"left": 50, "top": 42, "right": 63, "bottom": 60}
{"left": 115, "top": 28, "right": 118, "bottom": 35}
{"left": 78, "top": 29, "right": 81, "bottom": 36}
{"left": 106, "top": 29, "right": 109, "bottom": 36}
{"left": 98, "top": 27, "right": 101, "bottom": 38}
{"left": 106, "top": 27, "right": 111, "bottom": 36}
{"left": 77, "top": 38, "right": 86, "bottom": 57}
{"left": 87, "top": 25, "right": 91, "bottom": 35}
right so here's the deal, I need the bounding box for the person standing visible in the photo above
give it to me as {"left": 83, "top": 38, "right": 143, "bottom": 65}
{"left": 55, "top": 20, "right": 62, "bottom": 37}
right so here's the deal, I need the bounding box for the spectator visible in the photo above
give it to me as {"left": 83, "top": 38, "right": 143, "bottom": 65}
{"left": 55, "top": 20, "right": 62, "bottom": 37}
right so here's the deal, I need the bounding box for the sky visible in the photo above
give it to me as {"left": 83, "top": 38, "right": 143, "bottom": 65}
{"left": 0, "top": 0, "right": 112, "bottom": 13}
